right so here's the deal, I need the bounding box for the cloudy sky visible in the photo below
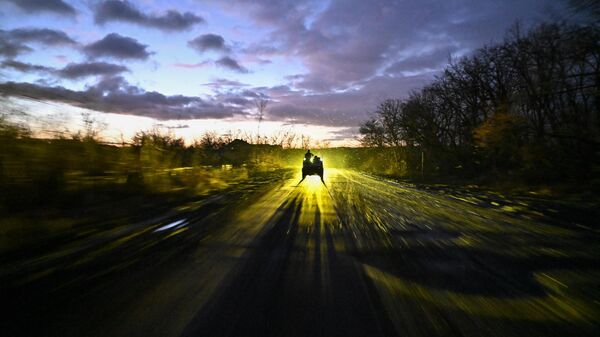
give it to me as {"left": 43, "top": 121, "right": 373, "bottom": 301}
{"left": 0, "top": 0, "right": 576, "bottom": 145}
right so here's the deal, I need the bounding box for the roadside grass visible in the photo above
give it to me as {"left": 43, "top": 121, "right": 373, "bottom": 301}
{"left": 0, "top": 166, "right": 292, "bottom": 255}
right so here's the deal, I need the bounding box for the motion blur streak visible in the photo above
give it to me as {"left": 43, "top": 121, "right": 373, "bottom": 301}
{"left": 1, "top": 169, "right": 598, "bottom": 337}
{"left": 154, "top": 219, "right": 188, "bottom": 232}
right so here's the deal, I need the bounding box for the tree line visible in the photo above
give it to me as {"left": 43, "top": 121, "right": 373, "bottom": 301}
{"left": 359, "top": 22, "right": 600, "bottom": 186}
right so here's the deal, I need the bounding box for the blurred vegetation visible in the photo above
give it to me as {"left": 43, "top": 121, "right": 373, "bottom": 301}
{"left": 358, "top": 22, "right": 600, "bottom": 192}
{"left": 0, "top": 122, "right": 287, "bottom": 212}
{"left": 0, "top": 113, "right": 298, "bottom": 252}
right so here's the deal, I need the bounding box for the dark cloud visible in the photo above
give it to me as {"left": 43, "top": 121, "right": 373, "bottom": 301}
{"left": 94, "top": 0, "right": 204, "bottom": 31}
{"left": 324, "top": 127, "right": 358, "bottom": 141}
{"left": 264, "top": 73, "right": 433, "bottom": 126}
{"left": 222, "top": 0, "right": 568, "bottom": 94}
{"left": 92, "top": 75, "right": 138, "bottom": 93}
{"left": 1, "top": 60, "right": 129, "bottom": 80}
{"left": 265, "top": 85, "right": 292, "bottom": 95}
{"left": 1, "top": 60, "right": 53, "bottom": 73}
{"left": 222, "top": 96, "right": 250, "bottom": 106}
{"left": 0, "top": 0, "right": 76, "bottom": 16}
{"left": 288, "top": 0, "right": 457, "bottom": 91}
{"left": 6, "top": 28, "right": 76, "bottom": 45}
{"left": 0, "top": 77, "right": 245, "bottom": 120}
{"left": 58, "top": 62, "right": 129, "bottom": 79}
{"left": 215, "top": 56, "right": 248, "bottom": 73}
{"left": 83, "top": 33, "right": 151, "bottom": 60}
{"left": 0, "top": 39, "right": 32, "bottom": 58}
{"left": 240, "top": 89, "right": 265, "bottom": 98}
{"left": 212, "top": 88, "right": 266, "bottom": 107}
{"left": 198, "top": 0, "right": 570, "bottom": 132}
{"left": 188, "top": 34, "right": 229, "bottom": 53}
{"left": 0, "top": 28, "right": 76, "bottom": 58}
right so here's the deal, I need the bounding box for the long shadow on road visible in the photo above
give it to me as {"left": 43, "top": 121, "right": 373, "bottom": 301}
{"left": 181, "top": 190, "right": 396, "bottom": 337}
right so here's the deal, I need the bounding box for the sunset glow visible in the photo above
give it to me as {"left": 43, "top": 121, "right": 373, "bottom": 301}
{"left": 0, "top": 0, "right": 573, "bottom": 145}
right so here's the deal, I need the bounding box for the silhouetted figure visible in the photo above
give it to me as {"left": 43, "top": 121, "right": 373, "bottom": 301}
{"left": 304, "top": 149, "right": 313, "bottom": 161}
{"left": 312, "top": 156, "right": 325, "bottom": 183}
{"left": 297, "top": 153, "right": 325, "bottom": 185}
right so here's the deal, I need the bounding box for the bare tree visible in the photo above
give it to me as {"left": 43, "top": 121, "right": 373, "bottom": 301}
{"left": 255, "top": 98, "right": 268, "bottom": 140}
{"left": 359, "top": 21, "right": 600, "bottom": 179}
{"left": 569, "top": 0, "right": 600, "bottom": 21}
{"left": 282, "top": 130, "right": 297, "bottom": 149}
{"left": 359, "top": 118, "right": 385, "bottom": 147}
{"left": 198, "top": 131, "right": 224, "bottom": 150}
{"left": 77, "top": 112, "right": 106, "bottom": 142}
{"left": 301, "top": 134, "right": 312, "bottom": 149}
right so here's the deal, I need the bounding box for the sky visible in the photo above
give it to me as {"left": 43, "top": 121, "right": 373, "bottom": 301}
{"left": 0, "top": 0, "right": 579, "bottom": 146}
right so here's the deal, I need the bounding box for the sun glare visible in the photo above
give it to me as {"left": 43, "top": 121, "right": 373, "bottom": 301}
{"left": 301, "top": 174, "right": 326, "bottom": 192}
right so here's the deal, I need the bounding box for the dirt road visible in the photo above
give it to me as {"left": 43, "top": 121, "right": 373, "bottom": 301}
{"left": 2, "top": 169, "right": 598, "bottom": 336}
